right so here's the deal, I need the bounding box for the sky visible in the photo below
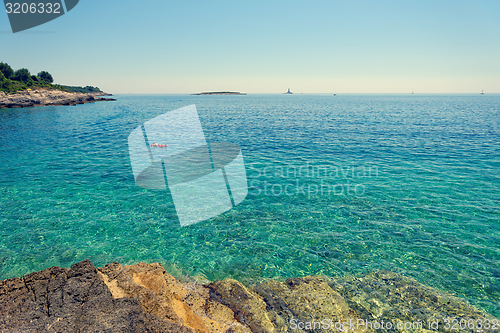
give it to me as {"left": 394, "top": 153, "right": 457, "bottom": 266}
{"left": 1, "top": 0, "right": 499, "bottom": 94}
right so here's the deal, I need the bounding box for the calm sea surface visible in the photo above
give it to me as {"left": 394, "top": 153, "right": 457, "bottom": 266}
{"left": 0, "top": 94, "right": 499, "bottom": 316}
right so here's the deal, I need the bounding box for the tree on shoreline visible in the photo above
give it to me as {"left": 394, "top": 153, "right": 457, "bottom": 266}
{"left": 0, "top": 63, "right": 14, "bottom": 80}
{"left": 13, "top": 68, "right": 32, "bottom": 84}
{"left": 38, "top": 71, "right": 54, "bottom": 83}
{"left": 1, "top": 61, "right": 102, "bottom": 94}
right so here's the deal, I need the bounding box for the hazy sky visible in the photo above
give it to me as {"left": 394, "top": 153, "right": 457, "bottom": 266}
{"left": 1, "top": 0, "right": 499, "bottom": 94}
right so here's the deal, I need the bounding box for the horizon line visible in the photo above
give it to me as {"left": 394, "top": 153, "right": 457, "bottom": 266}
{"left": 109, "top": 92, "right": 500, "bottom": 95}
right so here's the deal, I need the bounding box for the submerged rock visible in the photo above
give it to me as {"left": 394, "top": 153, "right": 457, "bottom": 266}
{"left": 0, "top": 260, "right": 496, "bottom": 333}
{"left": 329, "top": 270, "right": 496, "bottom": 332}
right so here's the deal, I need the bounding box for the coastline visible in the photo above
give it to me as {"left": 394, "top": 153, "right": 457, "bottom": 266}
{"left": 0, "top": 260, "right": 496, "bottom": 332}
{"left": 0, "top": 88, "right": 115, "bottom": 109}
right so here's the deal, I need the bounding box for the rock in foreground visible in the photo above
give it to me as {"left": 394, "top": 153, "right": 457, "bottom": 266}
{"left": 0, "top": 89, "right": 115, "bottom": 109}
{"left": 0, "top": 260, "right": 496, "bottom": 333}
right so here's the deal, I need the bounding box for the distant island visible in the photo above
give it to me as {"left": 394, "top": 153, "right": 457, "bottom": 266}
{"left": 0, "top": 61, "right": 114, "bottom": 109}
{"left": 192, "top": 91, "right": 246, "bottom": 95}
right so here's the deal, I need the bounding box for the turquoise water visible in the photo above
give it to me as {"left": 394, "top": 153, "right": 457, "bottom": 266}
{"left": 0, "top": 94, "right": 499, "bottom": 316}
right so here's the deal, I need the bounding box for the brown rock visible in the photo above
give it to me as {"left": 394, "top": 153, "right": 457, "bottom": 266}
{"left": 254, "top": 276, "right": 371, "bottom": 333}
{"left": 98, "top": 262, "right": 250, "bottom": 333}
{"left": 0, "top": 260, "right": 192, "bottom": 333}
{"left": 209, "top": 279, "right": 276, "bottom": 333}
{"left": 1, "top": 260, "right": 497, "bottom": 333}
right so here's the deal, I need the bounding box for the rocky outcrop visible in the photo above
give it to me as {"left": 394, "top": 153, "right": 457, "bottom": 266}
{"left": 0, "top": 89, "right": 115, "bottom": 109}
{"left": 0, "top": 260, "right": 496, "bottom": 333}
{"left": 0, "top": 260, "right": 190, "bottom": 333}
{"left": 97, "top": 262, "right": 250, "bottom": 333}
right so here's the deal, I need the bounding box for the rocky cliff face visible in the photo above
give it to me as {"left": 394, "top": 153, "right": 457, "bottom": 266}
{"left": 0, "top": 89, "right": 115, "bottom": 109}
{"left": 0, "top": 260, "right": 496, "bottom": 333}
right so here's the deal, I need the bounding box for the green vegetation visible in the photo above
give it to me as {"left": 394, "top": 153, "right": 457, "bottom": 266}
{"left": 37, "top": 71, "right": 53, "bottom": 84}
{"left": 0, "top": 62, "right": 102, "bottom": 94}
{"left": 0, "top": 63, "right": 14, "bottom": 79}
{"left": 13, "top": 68, "right": 31, "bottom": 83}
{"left": 61, "top": 85, "right": 102, "bottom": 93}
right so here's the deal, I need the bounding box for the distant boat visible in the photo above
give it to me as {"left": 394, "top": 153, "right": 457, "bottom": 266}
{"left": 481, "top": 90, "right": 485, "bottom": 95}
{"left": 411, "top": 91, "right": 414, "bottom": 94}
{"left": 284, "top": 88, "right": 293, "bottom": 94}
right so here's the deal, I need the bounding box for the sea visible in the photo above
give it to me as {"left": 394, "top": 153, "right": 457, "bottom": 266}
{"left": 0, "top": 94, "right": 498, "bottom": 317}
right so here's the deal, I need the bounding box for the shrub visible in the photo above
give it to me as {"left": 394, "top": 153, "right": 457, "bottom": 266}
{"left": 0, "top": 71, "right": 11, "bottom": 91}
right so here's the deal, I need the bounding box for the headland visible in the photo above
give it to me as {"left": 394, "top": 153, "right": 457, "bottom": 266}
{"left": 0, "top": 88, "right": 115, "bottom": 109}
{"left": 0, "top": 61, "right": 115, "bottom": 109}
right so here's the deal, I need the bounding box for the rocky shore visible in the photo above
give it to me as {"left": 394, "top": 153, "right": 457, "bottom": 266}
{"left": 0, "top": 89, "right": 115, "bottom": 109}
{"left": 0, "top": 260, "right": 496, "bottom": 333}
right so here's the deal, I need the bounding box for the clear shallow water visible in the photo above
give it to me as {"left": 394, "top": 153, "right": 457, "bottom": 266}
{"left": 0, "top": 94, "right": 499, "bottom": 316}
